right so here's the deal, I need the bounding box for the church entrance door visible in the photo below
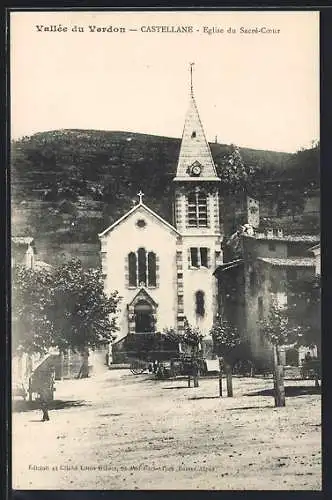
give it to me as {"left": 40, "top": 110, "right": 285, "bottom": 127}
{"left": 134, "top": 300, "right": 154, "bottom": 333}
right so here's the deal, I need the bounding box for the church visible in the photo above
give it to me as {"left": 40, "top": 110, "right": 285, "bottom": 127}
{"left": 98, "top": 72, "right": 223, "bottom": 351}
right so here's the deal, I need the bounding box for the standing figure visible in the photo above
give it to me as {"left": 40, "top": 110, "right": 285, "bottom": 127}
{"left": 38, "top": 366, "right": 55, "bottom": 422}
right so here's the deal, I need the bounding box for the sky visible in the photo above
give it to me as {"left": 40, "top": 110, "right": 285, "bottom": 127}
{"left": 10, "top": 11, "right": 319, "bottom": 153}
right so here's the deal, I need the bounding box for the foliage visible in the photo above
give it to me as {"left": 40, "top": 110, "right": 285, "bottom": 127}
{"left": 218, "top": 144, "right": 256, "bottom": 191}
{"left": 11, "top": 130, "right": 319, "bottom": 245}
{"left": 258, "top": 301, "right": 304, "bottom": 347}
{"left": 12, "top": 259, "right": 120, "bottom": 355}
{"left": 161, "top": 327, "right": 181, "bottom": 344}
{"left": 210, "top": 317, "right": 241, "bottom": 360}
{"left": 12, "top": 266, "right": 55, "bottom": 354}
{"left": 49, "top": 259, "right": 120, "bottom": 352}
{"left": 286, "top": 274, "right": 321, "bottom": 348}
{"left": 161, "top": 320, "right": 203, "bottom": 348}
{"left": 283, "top": 141, "right": 320, "bottom": 188}
{"left": 182, "top": 318, "right": 203, "bottom": 348}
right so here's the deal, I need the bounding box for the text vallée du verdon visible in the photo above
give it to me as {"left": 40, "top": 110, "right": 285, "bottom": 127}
{"left": 35, "top": 24, "right": 281, "bottom": 35}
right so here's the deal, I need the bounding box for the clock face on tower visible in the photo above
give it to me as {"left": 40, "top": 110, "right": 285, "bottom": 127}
{"left": 190, "top": 161, "right": 202, "bottom": 177}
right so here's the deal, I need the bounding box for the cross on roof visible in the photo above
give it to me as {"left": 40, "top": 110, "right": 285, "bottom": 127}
{"left": 137, "top": 190, "right": 144, "bottom": 204}
{"left": 189, "top": 62, "right": 195, "bottom": 95}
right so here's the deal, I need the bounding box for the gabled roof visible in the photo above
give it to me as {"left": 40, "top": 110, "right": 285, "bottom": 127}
{"left": 213, "top": 259, "right": 244, "bottom": 277}
{"left": 98, "top": 201, "right": 180, "bottom": 238}
{"left": 257, "top": 257, "right": 315, "bottom": 267}
{"left": 174, "top": 93, "right": 219, "bottom": 181}
{"left": 128, "top": 287, "right": 158, "bottom": 307}
{"left": 309, "top": 243, "right": 320, "bottom": 254}
{"left": 243, "top": 233, "right": 320, "bottom": 243}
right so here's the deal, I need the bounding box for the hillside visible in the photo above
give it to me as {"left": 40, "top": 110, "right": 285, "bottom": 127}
{"left": 11, "top": 129, "right": 319, "bottom": 266}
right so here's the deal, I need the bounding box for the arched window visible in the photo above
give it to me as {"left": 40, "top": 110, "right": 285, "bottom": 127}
{"left": 137, "top": 248, "right": 147, "bottom": 285}
{"left": 148, "top": 252, "right": 156, "bottom": 287}
{"left": 128, "top": 252, "right": 137, "bottom": 287}
{"left": 195, "top": 291, "right": 205, "bottom": 317}
{"left": 188, "top": 190, "right": 208, "bottom": 227}
{"left": 128, "top": 249, "right": 157, "bottom": 288}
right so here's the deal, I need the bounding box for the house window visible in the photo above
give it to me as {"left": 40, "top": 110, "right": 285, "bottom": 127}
{"left": 286, "top": 268, "right": 297, "bottom": 282}
{"left": 258, "top": 297, "right": 264, "bottom": 320}
{"left": 195, "top": 291, "right": 205, "bottom": 317}
{"left": 249, "top": 269, "right": 257, "bottom": 294}
{"left": 270, "top": 275, "right": 278, "bottom": 294}
{"left": 190, "top": 247, "right": 209, "bottom": 268}
{"left": 200, "top": 247, "right": 208, "bottom": 267}
{"left": 188, "top": 190, "right": 208, "bottom": 227}
{"left": 287, "top": 244, "right": 304, "bottom": 257}
{"left": 190, "top": 248, "right": 199, "bottom": 267}
{"left": 128, "top": 248, "right": 157, "bottom": 288}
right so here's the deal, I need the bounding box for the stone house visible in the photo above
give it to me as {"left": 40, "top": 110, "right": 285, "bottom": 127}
{"left": 214, "top": 225, "right": 320, "bottom": 367}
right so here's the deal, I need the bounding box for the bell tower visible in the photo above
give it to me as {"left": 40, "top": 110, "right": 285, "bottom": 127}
{"left": 173, "top": 64, "right": 223, "bottom": 336}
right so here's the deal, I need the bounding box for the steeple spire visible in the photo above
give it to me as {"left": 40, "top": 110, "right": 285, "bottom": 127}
{"left": 173, "top": 65, "right": 220, "bottom": 181}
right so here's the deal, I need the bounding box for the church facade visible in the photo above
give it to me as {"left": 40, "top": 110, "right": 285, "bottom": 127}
{"left": 99, "top": 81, "right": 223, "bottom": 344}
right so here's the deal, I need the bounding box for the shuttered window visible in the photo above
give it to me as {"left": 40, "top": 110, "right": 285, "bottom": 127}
{"left": 189, "top": 247, "right": 210, "bottom": 268}
{"left": 188, "top": 191, "right": 208, "bottom": 227}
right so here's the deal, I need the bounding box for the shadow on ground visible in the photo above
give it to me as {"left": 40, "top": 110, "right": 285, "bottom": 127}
{"left": 163, "top": 386, "right": 190, "bottom": 390}
{"left": 188, "top": 396, "right": 221, "bottom": 400}
{"left": 226, "top": 405, "right": 273, "bottom": 411}
{"left": 12, "top": 399, "right": 90, "bottom": 413}
{"left": 245, "top": 385, "right": 321, "bottom": 398}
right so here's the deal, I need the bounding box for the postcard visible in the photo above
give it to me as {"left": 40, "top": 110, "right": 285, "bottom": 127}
{"left": 10, "top": 10, "right": 320, "bottom": 491}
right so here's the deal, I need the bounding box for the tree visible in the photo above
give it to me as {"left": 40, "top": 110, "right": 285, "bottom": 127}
{"left": 219, "top": 144, "right": 254, "bottom": 192}
{"left": 49, "top": 259, "right": 120, "bottom": 377}
{"left": 181, "top": 319, "right": 203, "bottom": 388}
{"left": 12, "top": 259, "right": 121, "bottom": 378}
{"left": 162, "top": 321, "right": 203, "bottom": 387}
{"left": 12, "top": 265, "right": 55, "bottom": 355}
{"left": 257, "top": 302, "right": 300, "bottom": 407}
{"left": 210, "top": 318, "right": 241, "bottom": 397}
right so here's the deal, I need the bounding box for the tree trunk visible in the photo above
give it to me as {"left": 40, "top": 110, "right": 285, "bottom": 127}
{"left": 194, "top": 368, "right": 199, "bottom": 388}
{"left": 193, "top": 351, "right": 199, "bottom": 388}
{"left": 225, "top": 363, "right": 233, "bottom": 397}
{"left": 273, "top": 345, "right": 286, "bottom": 407}
{"left": 60, "top": 351, "right": 64, "bottom": 380}
{"left": 67, "top": 349, "right": 71, "bottom": 378}
{"left": 314, "top": 373, "right": 320, "bottom": 388}
{"left": 218, "top": 357, "right": 223, "bottom": 397}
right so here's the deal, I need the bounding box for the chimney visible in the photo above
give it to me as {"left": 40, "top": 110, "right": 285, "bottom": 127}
{"left": 247, "top": 196, "right": 260, "bottom": 228}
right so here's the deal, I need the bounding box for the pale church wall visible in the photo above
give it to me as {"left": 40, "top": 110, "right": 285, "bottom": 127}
{"left": 181, "top": 235, "right": 220, "bottom": 337}
{"left": 100, "top": 206, "right": 178, "bottom": 341}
